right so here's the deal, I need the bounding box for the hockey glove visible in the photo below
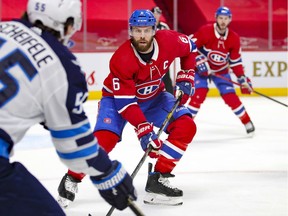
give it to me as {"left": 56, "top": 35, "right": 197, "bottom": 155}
{"left": 195, "top": 55, "right": 210, "bottom": 77}
{"left": 91, "top": 160, "right": 137, "bottom": 210}
{"left": 135, "top": 122, "right": 162, "bottom": 158}
{"left": 237, "top": 75, "right": 253, "bottom": 94}
{"left": 174, "top": 69, "right": 195, "bottom": 105}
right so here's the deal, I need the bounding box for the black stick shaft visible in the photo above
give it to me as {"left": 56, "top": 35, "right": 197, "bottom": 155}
{"left": 212, "top": 73, "right": 287, "bottom": 107}
{"left": 106, "top": 92, "right": 183, "bottom": 216}
{"left": 253, "top": 89, "right": 288, "bottom": 107}
{"left": 128, "top": 198, "right": 145, "bottom": 216}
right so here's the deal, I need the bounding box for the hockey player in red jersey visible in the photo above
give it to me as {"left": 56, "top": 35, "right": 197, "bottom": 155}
{"left": 151, "top": 6, "right": 173, "bottom": 94}
{"left": 187, "top": 6, "right": 255, "bottom": 135}
{"left": 58, "top": 9, "right": 197, "bottom": 207}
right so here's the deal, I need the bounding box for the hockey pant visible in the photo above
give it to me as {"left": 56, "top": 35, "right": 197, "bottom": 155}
{"left": 0, "top": 157, "right": 65, "bottom": 215}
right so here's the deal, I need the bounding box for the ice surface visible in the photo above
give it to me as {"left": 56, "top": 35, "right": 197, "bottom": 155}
{"left": 11, "top": 96, "right": 288, "bottom": 216}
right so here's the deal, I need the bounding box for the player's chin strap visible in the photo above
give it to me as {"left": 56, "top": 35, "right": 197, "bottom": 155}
{"left": 105, "top": 91, "right": 184, "bottom": 216}
{"left": 212, "top": 73, "right": 288, "bottom": 108}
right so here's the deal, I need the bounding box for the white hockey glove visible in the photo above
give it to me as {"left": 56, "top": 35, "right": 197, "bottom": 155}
{"left": 195, "top": 55, "right": 210, "bottom": 77}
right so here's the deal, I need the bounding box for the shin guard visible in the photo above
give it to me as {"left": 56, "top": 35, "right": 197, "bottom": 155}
{"left": 187, "top": 88, "right": 208, "bottom": 118}
{"left": 155, "top": 115, "right": 196, "bottom": 173}
{"left": 221, "top": 93, "right": 251, "bottom": 124}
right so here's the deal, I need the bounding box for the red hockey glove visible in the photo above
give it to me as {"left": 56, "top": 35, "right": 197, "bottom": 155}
{"left": 237, "top": 75, "right": 253, "bottom": 94}
{"left": 135, "top": 122, "right": 162, "bottom": 158}
{"left": 174, "top": 69, "right": 195, "bottom": 105}
{"left": 195, "top": 55, "right": 210, "bottom": 77}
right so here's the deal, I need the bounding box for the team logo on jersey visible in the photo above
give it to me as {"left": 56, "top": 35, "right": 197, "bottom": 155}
{"left": 207, "top": 51, "right": 227, "bottom": 66}
{"left": 103, "top": 118, "right": 112, "bottom": 124}
{"left": 136, "top": 79, "right": 161, "bottom": 100}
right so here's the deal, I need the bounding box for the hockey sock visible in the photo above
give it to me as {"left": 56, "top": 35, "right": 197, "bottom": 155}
{"left": 155, "top": 115, "right": 196, "bottom": 173}
{"left": 67, "top": 170, "right": 86, "bottom": 181}
{"left": 187, "top": 88, "right": 208, "bottom": 118}
{"left": 221, "top": 93, "right": 251, "bottom": 124}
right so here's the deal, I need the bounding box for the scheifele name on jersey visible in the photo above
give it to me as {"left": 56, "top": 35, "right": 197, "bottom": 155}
{"left": 0, "top": 21, "right": 54, "bottom": 68}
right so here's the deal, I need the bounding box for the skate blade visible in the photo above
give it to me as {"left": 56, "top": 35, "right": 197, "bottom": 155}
{"left": 57, "top": 196, "right": 71, "bottom": 208}
{"left": 143, "top": 193, "right": 183, "bottom": 206}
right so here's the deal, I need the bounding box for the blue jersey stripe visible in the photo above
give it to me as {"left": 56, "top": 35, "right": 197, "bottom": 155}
{"left": 0, "top": 138, "right": 9, "bottom": 158}
{"left": 0, "top": 37, "right": 6, "bottom": 47}
{"left": 76, "top": 134, "right": 95, "bottom": 147}
{"left": 57, "top": 144, "right": 98, "bottom": 160}
{"left": 50, "top": 123, "right": 90, "bottom": 139}
{"left": 189, "top": 39, "right": 197, "bottom": 52}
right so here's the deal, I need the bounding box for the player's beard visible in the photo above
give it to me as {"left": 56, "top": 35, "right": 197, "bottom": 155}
{"left": 131, "top": 37, "right": 153, "bottom": 53}
{"left": 216, "top": 22, "right": 229, "bottom": 32}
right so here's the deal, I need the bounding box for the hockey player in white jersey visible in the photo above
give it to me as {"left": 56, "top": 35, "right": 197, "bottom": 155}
{"left": 0, "top": 0, "right": 137, "bottom": 215}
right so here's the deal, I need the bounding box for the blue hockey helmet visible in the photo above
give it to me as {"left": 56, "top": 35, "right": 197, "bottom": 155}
{"left": 215, "top": 6, "right": 232, "bottom": 18}
{"left": 129, "top": 9, "right": 156, "bottom": 29}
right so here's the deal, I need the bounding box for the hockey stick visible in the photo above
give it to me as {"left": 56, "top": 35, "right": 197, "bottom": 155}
{"left": 127, "top": 197, "right": 145, "bottom": 216}
{"left": 212, "top": 73, "right": 288, "bottom": 108}
{"left": 106, "top": 91, "right": 184, "bottom": 216}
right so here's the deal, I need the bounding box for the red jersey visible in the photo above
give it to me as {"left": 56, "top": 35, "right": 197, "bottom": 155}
{"left": 102, "top": 30, "right": 197, "bottom": 126}
{"left": 193, "top": 23, "right": 245, "bottom": 77}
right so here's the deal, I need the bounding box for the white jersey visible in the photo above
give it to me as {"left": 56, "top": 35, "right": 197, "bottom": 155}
{"left": 0, "top": 20, "right": 111, "bottom": 176}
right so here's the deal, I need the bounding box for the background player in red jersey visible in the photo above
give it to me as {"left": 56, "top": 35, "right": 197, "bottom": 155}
{"left": 58, "top": 9, "right": 197, "bottom": 207}
{"left": 151, "top": 6, "right": 173, "bottom": 94}
{"left": 187, "top": 6, "right": 255, "bottom": 135}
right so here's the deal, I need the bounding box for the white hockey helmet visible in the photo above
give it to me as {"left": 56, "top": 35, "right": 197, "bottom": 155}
{"left": 27, "top": 0, "right": 82, "bottom": 40}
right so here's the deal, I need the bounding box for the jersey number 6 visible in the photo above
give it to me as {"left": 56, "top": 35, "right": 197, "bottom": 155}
{"left": 112, "top": 78, "right": 120, "bottom": 91}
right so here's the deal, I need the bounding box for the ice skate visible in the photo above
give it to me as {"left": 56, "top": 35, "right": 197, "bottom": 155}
{"left": 57, "top": 173, "right": 80, "bottom": 208}
{"left": 245, "top": 121, "right": 255, "bottom": 136}
{"left": 143, "top": 163, "right": 183, "bottom": 206}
